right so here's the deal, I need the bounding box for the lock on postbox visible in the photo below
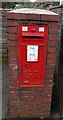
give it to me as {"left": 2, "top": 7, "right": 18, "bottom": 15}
{"left": 18, "top": 24, "right": 48, "bottom": 87}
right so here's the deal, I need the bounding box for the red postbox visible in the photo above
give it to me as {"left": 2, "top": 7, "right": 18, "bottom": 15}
{"left": 18, "top": 24, "right": 48, "bottom": 87}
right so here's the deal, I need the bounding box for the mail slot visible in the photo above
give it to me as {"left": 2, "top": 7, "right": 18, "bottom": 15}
{"left": 18, "top": 24, "right": 48, "bottom": 87}
{"left": 22, "top": 32, "right": 44, "bottom": 37}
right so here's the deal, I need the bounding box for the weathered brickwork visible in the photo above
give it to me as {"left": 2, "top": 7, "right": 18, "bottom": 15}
{"left": 5, "top": 9, "right": 60, "bottom": 118}
{"left": 1, "top": 9, "right": 12, "bottom": 57}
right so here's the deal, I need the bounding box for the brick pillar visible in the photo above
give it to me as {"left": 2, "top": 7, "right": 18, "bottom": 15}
{"left": 5, "top": 9, "right": 60, "bottom": 118}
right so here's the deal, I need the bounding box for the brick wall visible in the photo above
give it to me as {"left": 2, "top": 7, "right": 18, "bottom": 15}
{"left": 1, "top": 9, "right": 12, "bottom": 58}
{"left": 6, "top": 9, "right": 60, "bottom": 118}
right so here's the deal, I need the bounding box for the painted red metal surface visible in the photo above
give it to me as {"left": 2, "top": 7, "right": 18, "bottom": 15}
{"left": 18, "top": 24, "right": 48, "bottom": 87}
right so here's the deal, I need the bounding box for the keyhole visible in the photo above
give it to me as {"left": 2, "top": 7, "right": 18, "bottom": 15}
{"left": 25, "top": 63, "right": 29, "bottom": 66}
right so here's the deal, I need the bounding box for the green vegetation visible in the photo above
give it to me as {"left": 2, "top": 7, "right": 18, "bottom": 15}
{"left": 2, "top": 2, "right": 34, "bottom": 9}
{"left": 15, "top": 2, "right": 33, "bottom": 9}
{"left": 2, "top": 57, "right": 8, "bottom": 64}
{"left": 2, "top": 2, "right": 15, "bottom": 9}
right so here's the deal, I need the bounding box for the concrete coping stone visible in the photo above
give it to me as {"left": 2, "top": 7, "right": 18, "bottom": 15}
{"left": 9, "top": 8, "right": 59, "bottom": 15}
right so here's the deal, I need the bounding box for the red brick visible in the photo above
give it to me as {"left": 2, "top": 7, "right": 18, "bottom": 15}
{"left": 46, "top": 70, "right": 54, "bottom": 75}
{"left": 18, "top": 106, "right": 34, "bottom": 110}
{"left": 16, "top": 13, "right": 27, "bottom": 19}
{"left": 19, "top": 96, "right": 35, "bottom": 101}
{"left": 8, "top": 59, "right": 17, "bottom": 64}
{"left": 17, "top": 20, "right": 28, "bottom": 23}
{"left": 19, "top": 94, "right": 45, "bottom": 101}
{"left": 10, "top": 87, "right": 18, "bottom": 91}
{"left": 9, "top": 76, "right": 17, "bottom": 81}
{"left": 19, "top": 91, "right": 44, "bottom": 96}
{"left": 29, "top": 20, "right": 41, "bottom": 24}
{"left": 20, "top": 105, "right": 40, "bottom": 110}
{"left": 8, "top": 41, "right": 17, "bottom": 46}
{"left": 36, "top": 14, "right": 41, "bottom": 20}
{"left": 46, "top": 64, "right": 55, "bottom": 70}
{"left": 48, "top": 54, "right": 56, "bottom": 59}
{"left": 40, "top": 21, "right": 49, "bottom": 24}
{"left": 45, "top": 89, "right": 52, "bottom": 95}
{"left": 28, "top": 14, "right": 40, "bottom": 20}
{"left": 8, "top": 53, "right": 17, "bottom": 58}
{"left": 29, "top": 104, "right": 50, "bottom": 113}
{"left": 35, "top": 87, "right": 45, "bottom": 91}
{"left": 46, "top": 81, "right": 54, "bottom": 85}
{"left": 6, "top": 13, "right": 27, "bottom": 19}
{"left": 7, "top": 27, "right": 17, "bottom": 33}
{"left": 10, "top": 97, "right": 18, "bottom": 101}
{"left": 10, "top": 81, "right": 18, "bottom": 87}
{"left": 9, "top": 70, "right": 18, "bottom": 76}
{"left": 28, "top": 14, "right": 36, "bottom": 20}
{"left": 7, "top": 34, "right": 17, "bottom": 40}
{"left": 45, "top": 96, "right": 52, "bottom": 100}
{"left": 7, "top": 20, "right": 17, "bottom": 26}
{"left": 22, "top": 90, "right": 44, "bottom": 96}
{"left": 48, "top": 41, "right": 57, "bottom": 47}
{"left": 35, "top": 96, "right": 45, "bottom": 101}
{"left": 21, "top": 87, "right": 37, "bottom": 91}
{"left": 49, "top": 28, "right": 58, "bottom": 34}
{"left": 48, "top": 48, "right": 56, "bottom": 52}
{"left": 45, "top": 86, "right": 52, "bottom": 91}
{"left": 45, "top": 101, "right": 51, "bottom": 104}
{"left": 28, "top": 110, "right": 43, "bottom": 114}
{"left": 10, "top": 92, "right": 19, "bottom": 97}
{"left": 45, "top": 76, "right": 54, "bottom": 80}
{"left": 49, "top": 22, "right": 58, "bottom": 28}
{"left": 47, "top": 59, "right": 56, "bottom": 64}
{"left": 10, "top": 102, "right": 25, "bottom": 106}
{"left": 8, "top": 47, "right": 17, "bottom": 52}
{"left": 49, "top": 35, "right": 57, "bottom": 41}
{"left": 41, "top": 15, "right": 60, "bottom": 21}
{"left": 9, "top": 65, "right": 17, "bottom": 70}
{"left": 27, "top": 101, "right": 45, "bottom": 105}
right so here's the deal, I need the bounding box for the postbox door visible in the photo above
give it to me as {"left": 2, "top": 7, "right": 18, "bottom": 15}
{"left": 21, "top": 45, "right": 43, "bottom": 85}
